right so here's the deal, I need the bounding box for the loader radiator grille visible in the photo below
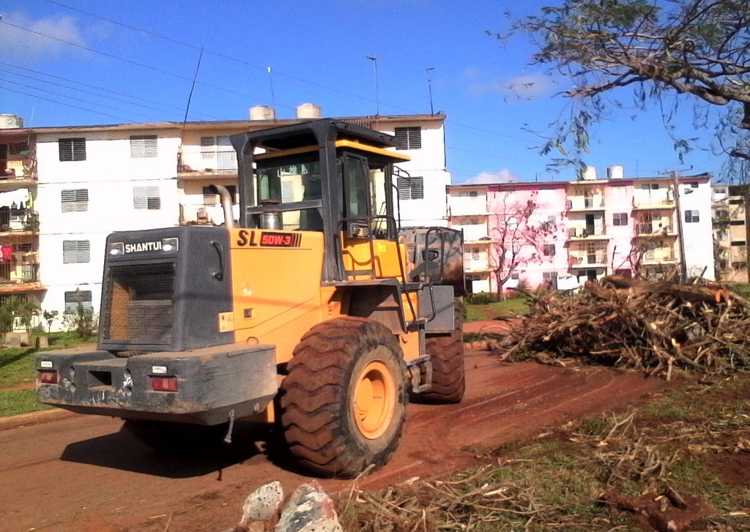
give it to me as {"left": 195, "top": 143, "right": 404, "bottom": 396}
{"left": 102, "top": 262, "right": 175, "bottom": 346}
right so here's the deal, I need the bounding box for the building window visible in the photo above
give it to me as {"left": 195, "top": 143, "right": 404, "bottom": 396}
{"left": 63, "top": 240, "right": 90, "bottom": 264}
{"left": 730, "top": 220, "right": 745, "bottom": 226}
{"left": 200, "top": 135, "right": 235, "bottom": 170}
{"left": 61, "top": 189, "right": 89, "bottom": 212}
{"left": 394, "top": 127, "right": 422, "bottom": 150}
{"left": 685, "top": 210, "right": 700, "bottom": 223}
{"left": 58, "top": 138, "right": 86, "bottom": 162}
{"left": 64, "top": 290, "right": 93, "bottom": 314}
{"left": 612, "top": 212, "right": 628, "bottom": 226}
{"left": 133, "top": 186, "right": 161, "bottom": 210}
{"left": 202, "top": 185, "right": 237, "bottom": 205}
{"left": 729, "top": 198, "right": 743, "bottom": 205}
{"left": 543, "top": 244, "right": 555, "bottom": 257}
{"left": 731, "top": 240, "right": 746, "bottom": 246}
{"left": 397, "top": 176, "right": 424, "bottom": 200}
{"left": 471, "top": 249, "right": 480, "bottom": 261}
{"left": 130, "top": 135, "right": 158, "bottom": 158}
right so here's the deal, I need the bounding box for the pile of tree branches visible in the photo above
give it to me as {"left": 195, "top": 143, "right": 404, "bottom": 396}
{"left": 500, "top": 276, "right": 750, "bottom": 379}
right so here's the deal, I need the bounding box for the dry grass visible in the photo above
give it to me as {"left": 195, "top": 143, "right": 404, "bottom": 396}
{"left": 338, "top": 376, "right": 750, "bottom": 531}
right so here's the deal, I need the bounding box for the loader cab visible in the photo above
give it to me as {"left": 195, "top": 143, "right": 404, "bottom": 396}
{"left": 231, "top": 119, "right": 411, "bottom": 282}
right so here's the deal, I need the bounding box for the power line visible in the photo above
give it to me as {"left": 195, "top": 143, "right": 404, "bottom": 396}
{"left": 1, "top": 67, "right": 180, "bottom": 118}
{"left": 0, "top": 18, "right": 296, "bottom": 111}
{"left": 0, "top": 61, "right": 221, "bottom": 119}
{"left": 0, "top": 85, "right": 124, "bottom": 120}
{"left": 37, "top": 0, "right": 517, "bottom": 137}
{"left": 0, "top": 78, "right": 143, "bottom": 119}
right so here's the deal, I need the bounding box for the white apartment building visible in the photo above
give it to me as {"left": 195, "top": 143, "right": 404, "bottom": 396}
{"left": 448, "top": 167, "right": 715, "bottom": 294}
{"left": 35, "top": 124, "right": 182, "bottom": 327}
{"left": 3, "top": 108, "right": 451, "bottom": 326}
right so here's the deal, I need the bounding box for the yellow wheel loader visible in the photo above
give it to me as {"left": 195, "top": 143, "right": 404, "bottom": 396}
{"left": 36, "top": 119, "right": 465, "bottom": 477}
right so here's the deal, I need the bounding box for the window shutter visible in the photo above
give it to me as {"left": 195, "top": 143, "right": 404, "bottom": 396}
{"left": 130, "top": 135, "right": 158, "bottom": 158}
{"left": 63, "top": 240, "right": 90, "bottom": 264}
{"left": 133, "top": 186, "right": 161, "bottom": 210}
{"left": 394, "top": 128, "right": 409, "bottom": 150}
{"left": 64, "top": 290, "right": 93, "bottom": 313}
{"left": 394, "top": 127, "right": 421, "bottom": 150}
{"left": 397, "top": 177, "right": 411, "bottom": 200}
{"left": 59, "top": 138, "right": 86, "bottom": 161}
{"left": 410, "top": 176, "right": 424, "bottom": 199}
{"left": 407, "top": 127, "right": 422, "bottom": 149}
{"left": 61, "top": 189, "right": 89, "bottom": 212}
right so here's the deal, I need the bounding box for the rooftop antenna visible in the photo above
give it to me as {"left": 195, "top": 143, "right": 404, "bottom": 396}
{"left": 367, "top": 55, "right": 380, "bottom": 116}
{"left": 425, "top": 66, "right": 435, "bottom": 115}
{"left": 266, "top": 65, "right": 276, "bottom": 119}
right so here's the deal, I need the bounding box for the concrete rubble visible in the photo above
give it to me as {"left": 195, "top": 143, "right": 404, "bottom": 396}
{"left": 233, "top": 480, "right": 342, "bottom": 532}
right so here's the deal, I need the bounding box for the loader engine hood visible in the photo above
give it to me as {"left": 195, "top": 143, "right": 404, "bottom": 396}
{"left": 98, "top": 226, "right": 233, "bottom": 353}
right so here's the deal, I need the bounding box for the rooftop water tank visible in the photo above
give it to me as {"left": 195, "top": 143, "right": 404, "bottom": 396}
{"left": 296, "top": 103, "right": 321, "bottom": 119}
{"left": 607, "top": 165, "right": 624, "bottom": 179}
{"left": 249, "top": 105, "right": 276, "bottom": 121}
{"left": 582, "top": 165, "right": 597, "bottom": 180}
{"left": 0, "top": 114, "right": 23, "bottom": 129}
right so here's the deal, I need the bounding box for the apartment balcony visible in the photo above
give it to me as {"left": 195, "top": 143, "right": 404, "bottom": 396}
{"left": 631, "top": 200, "right": 675, "bottom": 211}
{"left": 446, "top": 196, "right": 490, "bottom": 218}
{"left": 641, "top": 255, "right": 678, "bottom": 266}
{"left": 569, "top": 254, "right": 607, "bottom": 269}
{"left": 464, "top": 260, "right": 491, "bottom": 274}
{"left": 0, "top": 209, "right": 39, "bottom": 236}
{"left": 177, "top": 148, "right": 238, "bottom": 180}
{"left": 566, "top": 198, "right": 605, "bottom": 213}
{"left": 567, "top": 227, "right": 610, "bottom": 242}
{"left": 464, "top": 237, "right": 497, "bottom": 245}
{"left": 0, "top": 138, "right": 36, "bottom": 187}
{"left": 633, "top": 224, "right": 677, "bottom": 238}
{"left": 0, "top": 261, "right": 44, "bottom": 295}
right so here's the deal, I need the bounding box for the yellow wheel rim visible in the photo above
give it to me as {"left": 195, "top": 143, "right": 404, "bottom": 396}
{"left": 352, "top": 360, "right": 396, "bottom": 440}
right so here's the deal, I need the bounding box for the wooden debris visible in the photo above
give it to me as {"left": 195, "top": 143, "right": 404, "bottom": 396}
{"left": 500, "top": 276, "right": 750, "bottom": 379}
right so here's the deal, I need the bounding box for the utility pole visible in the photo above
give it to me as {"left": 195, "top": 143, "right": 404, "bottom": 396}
{"left": 743, "top": 185, "right": 750, "bottom": 283}
{"left": 672, "top": 171, "right": 688, "bottom": 282}
{"left": 425, "top": 66, "right": 435, "bottom": 115}
{"left": 367, "top": 56, "right": 380, "bottom": 116}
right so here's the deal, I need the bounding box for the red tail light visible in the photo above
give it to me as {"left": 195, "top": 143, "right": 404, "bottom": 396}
{"left": 38, "top": 370, "right": 58, "bottom": 384}
{"left": 150, "top": 376, "right": 178, "bottom": 392}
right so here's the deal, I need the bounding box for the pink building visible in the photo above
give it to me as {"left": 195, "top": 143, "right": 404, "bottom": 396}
{"left": 447, "top": 169, "right": 714, "bottom": 293}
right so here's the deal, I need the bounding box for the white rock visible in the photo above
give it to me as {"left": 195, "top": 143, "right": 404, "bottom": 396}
{"left": 275, "top": 482, "right": 342, "bottom": 532}
{"left": 239, "top": 481, "right": 284, "bottom": 526}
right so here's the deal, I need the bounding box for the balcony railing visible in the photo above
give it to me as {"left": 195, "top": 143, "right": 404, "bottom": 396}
{"left": 0, "top": 209, "right": 39, "bottom": 233}
{"left": 570, "top": 254, "right": 607, "bottom": 266}
{"left": 568, "top": 227, "right": 607, "bottom": 239}
{"left": 0, "top": 262, "right": 39, "bottom": 285}
{"left": 636, "top": 224, "right": 674, "bottom": 236}
{"left": 566, "top": 198, "right": 605, "bottom": 210}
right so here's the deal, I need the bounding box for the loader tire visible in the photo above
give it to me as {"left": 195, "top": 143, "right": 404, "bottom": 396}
{"left": 419, "top": 308, "right": 465, "bottom": 403}
{"left": 279, "top": 317, "right": 407, "bottom": 478}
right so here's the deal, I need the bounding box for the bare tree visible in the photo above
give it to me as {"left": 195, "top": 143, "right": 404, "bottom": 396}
{"left": 504, "top": 0, "right": 750, "bottom": 179}
{"left": 488, "top": 192, "right": 557, "bottom": 293}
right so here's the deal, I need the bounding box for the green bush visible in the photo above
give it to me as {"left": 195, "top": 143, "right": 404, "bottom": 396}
{"left": 465, "top": 292, "right": 498, "bottom": 305}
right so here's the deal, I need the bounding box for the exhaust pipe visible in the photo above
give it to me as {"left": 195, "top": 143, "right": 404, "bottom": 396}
{"left": 214, "top": 185, "right": 235, "bottom": 230}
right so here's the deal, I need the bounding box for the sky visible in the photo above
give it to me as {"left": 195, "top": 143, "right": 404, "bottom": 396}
{"left": 0, "top": 0, "right": 727, "bottom": 183}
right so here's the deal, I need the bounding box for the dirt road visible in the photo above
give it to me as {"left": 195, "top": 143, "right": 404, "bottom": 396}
{"left": 0, "top": 353, "right": 662, "bottom": 531}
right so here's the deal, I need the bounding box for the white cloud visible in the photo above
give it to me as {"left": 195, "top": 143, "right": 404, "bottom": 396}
{"left": 0, "top": 11, "right": 86, "bottom": 60}
{"left": 468, "top": 72, "right": 556, "bottom": 101}
{"left": 462, "top": 168, "right": 516, "bottom": 184}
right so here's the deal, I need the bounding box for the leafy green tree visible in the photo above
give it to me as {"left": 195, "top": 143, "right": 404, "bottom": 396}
{"left": 506, "top": 0, "right": 750, "bottom": 178}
